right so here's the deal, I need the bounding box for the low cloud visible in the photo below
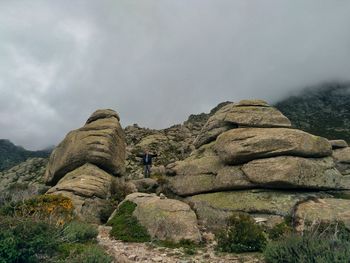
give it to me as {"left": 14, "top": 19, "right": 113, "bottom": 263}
{"left": 1, "top": 0, "right": 350, "bottom": 149}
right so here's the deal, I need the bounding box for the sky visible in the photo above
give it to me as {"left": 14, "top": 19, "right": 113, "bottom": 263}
{"left": 1, "top": 0, "right": 350, "bottom": 150}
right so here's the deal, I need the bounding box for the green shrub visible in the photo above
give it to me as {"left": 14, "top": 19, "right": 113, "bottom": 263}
{"left": 0, "top": 216, "right": 61, "bottom": 263}
{"left": 216, "top": 213, "right": 267, "bottom": 253}
{"left": 264, "top": 220, "right": 350, "bottom": 263}
{"left": 108, "top": 201, "right": 151, "bottom": 242}
{"left": 267, "top": 222, "right": 293, "bottom": 241}
{"left": 63, "top": 221, "right": 98, "bottom": 243}
{"left": 57, "top": 243, "right": 112, "bottom": 263}
{"left": 99, "top": 203, "right": 116, "bottom": 224}
{"left": 0, "top": 194, "right": 74, "bottom": 225}
{"left": 264, "top": 234, "right": 350, "bottom": 263}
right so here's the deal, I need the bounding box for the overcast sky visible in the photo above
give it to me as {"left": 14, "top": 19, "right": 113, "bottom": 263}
{"left": 1, "top": 0, "right": 350, "bottom": 150}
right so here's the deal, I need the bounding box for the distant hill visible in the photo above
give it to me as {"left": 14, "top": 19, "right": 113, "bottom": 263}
{"left": 275, "top": 83, "right": 350, "bottom": 142}
{"left": 0, "top": 139, "right": 51, "bottom": 171}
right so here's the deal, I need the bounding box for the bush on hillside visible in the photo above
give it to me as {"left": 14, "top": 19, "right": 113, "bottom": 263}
{"left": 0, "top": 215, "right": 111, "bottom": 263}
{"left": 0, "top": 194, "right": 74, "bottom": 225}
{"left": 264, "top": 234, "right": 350, "bottom": 263}
{"left": 216, "top": 213, "right": 267, "bottom": 253}
{"left": 62, "top": 221, "right": 98, "bottom": 243}
{"left": 57, "top": 243, "right": 112, "bottom": 263}
{"left": 267, "top": 221, "right": 293, "bottom": 241}
{"left": 0, "top": 215, "right": 61, "bottom": 263}
{"left": 264, "top": 220, "right": 350, "bottom": 263}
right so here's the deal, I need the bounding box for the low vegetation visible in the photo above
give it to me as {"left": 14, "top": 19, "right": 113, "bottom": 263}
{"left": 0, "top": 194, "right": 112, "bottom": 263}
{"left": 264, "top": 221, "right": 350, "bottom": 263}
{"left": 216, "top": 213, "right": 267, "bottom": 253}
{"left": 107, "top": 200, "right": 151, "bottom": 242}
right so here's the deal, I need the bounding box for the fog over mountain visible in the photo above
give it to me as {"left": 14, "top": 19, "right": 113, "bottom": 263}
{"left": 1, "top": 0, "right": 350, "bottom": 150}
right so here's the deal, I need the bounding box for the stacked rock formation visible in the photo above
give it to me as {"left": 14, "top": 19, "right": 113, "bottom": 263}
{"left": 166, "top": 100, "right": 350, "bottom": 230}
{"left": 45, "top": 109, "right": 126, "bottom": 223}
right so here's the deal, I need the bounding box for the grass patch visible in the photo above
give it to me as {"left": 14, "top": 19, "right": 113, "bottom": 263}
{"left": 56, "top": 243, "right": 112, "bottom": 263}
{"left": 155, "top": 239, "right": 200, "bottom": 255}
{"left": 264, "top": 220, "right": 350, "bottom": 263}
{"left": 108, "top": 200, "right": 151, "bottom": 242}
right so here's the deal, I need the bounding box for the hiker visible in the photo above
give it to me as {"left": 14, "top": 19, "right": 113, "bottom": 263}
{"left": 137, "top": 150, "right": 158, "bottom": 178}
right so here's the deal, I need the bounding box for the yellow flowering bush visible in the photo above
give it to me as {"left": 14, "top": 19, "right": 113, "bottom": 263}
{"left": 1, "top": 194, "right": 75, "bottom": 224}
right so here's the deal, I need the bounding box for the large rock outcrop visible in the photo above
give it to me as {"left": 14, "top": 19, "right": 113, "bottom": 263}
{"left": 45, "top": 109, "right": 125, "bottom": 186}
{"left": 166, "top": 100, "right": 350, "bottom": 231}
{"left": 122, "top": 193, "right": 201, "bottom": 243}
{"left": 45, "top": 109, "right": 126, "bottom": 223}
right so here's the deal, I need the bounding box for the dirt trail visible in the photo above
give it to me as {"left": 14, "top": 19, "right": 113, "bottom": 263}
{"left": 97, "top": 226, "right": 264, "bottom": 263}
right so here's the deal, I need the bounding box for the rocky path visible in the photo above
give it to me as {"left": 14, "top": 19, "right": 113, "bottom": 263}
{"left": 97, "top": 226, "right": 264, "bottom": 263}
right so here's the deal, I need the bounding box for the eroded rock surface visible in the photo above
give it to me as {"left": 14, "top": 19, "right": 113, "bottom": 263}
{"left": 242, "top": 156, "right": 347, "bottom": 190}
{"left": 45, "top": 109, "right": 126, "bottom": 185}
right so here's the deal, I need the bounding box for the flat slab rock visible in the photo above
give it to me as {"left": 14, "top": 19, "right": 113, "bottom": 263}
{"left": 123, "top": 193, "right": 201, "bottom": 243}
{"left": 215, "top": 128, "right": 332, "bottom": 165}
{"left": 186, "top": 190, "right": 328, "bottom": 231}
{"left": 330, "top": 139, "right": 348, "bottom": 149}
{"left": 242, "top": 156, "right": 348, "bottom": 190}
{"left": 333, "top": 147, "right": 350, "bottom": 175}
{"left": 168, "top": 152, "right": 255, "bottom": 196}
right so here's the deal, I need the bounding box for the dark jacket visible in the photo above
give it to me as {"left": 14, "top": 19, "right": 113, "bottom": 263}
{"left": 137, "top": 153, "right": 158, "bottom": 165}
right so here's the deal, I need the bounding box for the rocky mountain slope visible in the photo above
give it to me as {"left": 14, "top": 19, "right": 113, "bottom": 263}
{"left": 0, "top": 139, "right": 51, "bottom": 171}
{"left": 275, "top": 83, "right": 350, "bottom": 143}
{"left": 1, "top": 99, "right": 350, "bottom": 262}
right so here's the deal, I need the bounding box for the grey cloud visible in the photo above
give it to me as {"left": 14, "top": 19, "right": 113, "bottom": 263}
{"left": 1, "top": 0, "right": 350, "bottom": 149}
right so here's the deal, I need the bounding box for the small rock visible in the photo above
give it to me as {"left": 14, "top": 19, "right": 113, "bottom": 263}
{"left": 159, "top": 193, "right": 167, "bottom": 199}
{"left": 128, "top": 254, "right": 137, "bottom": 260}
{"left": 202, "top": 232, "right": 215, "bottom": 243}
{"left": 152, "top": 256, "right": 163, "bottom": 262}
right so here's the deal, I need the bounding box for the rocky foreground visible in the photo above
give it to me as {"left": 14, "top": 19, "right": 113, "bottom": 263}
{"left": 97, "top": 226, "right": 263, "bottom": 263}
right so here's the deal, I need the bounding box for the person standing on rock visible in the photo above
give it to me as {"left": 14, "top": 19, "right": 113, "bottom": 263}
{"left": 137, "top": 150, "right": 158, "bottom": 178}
